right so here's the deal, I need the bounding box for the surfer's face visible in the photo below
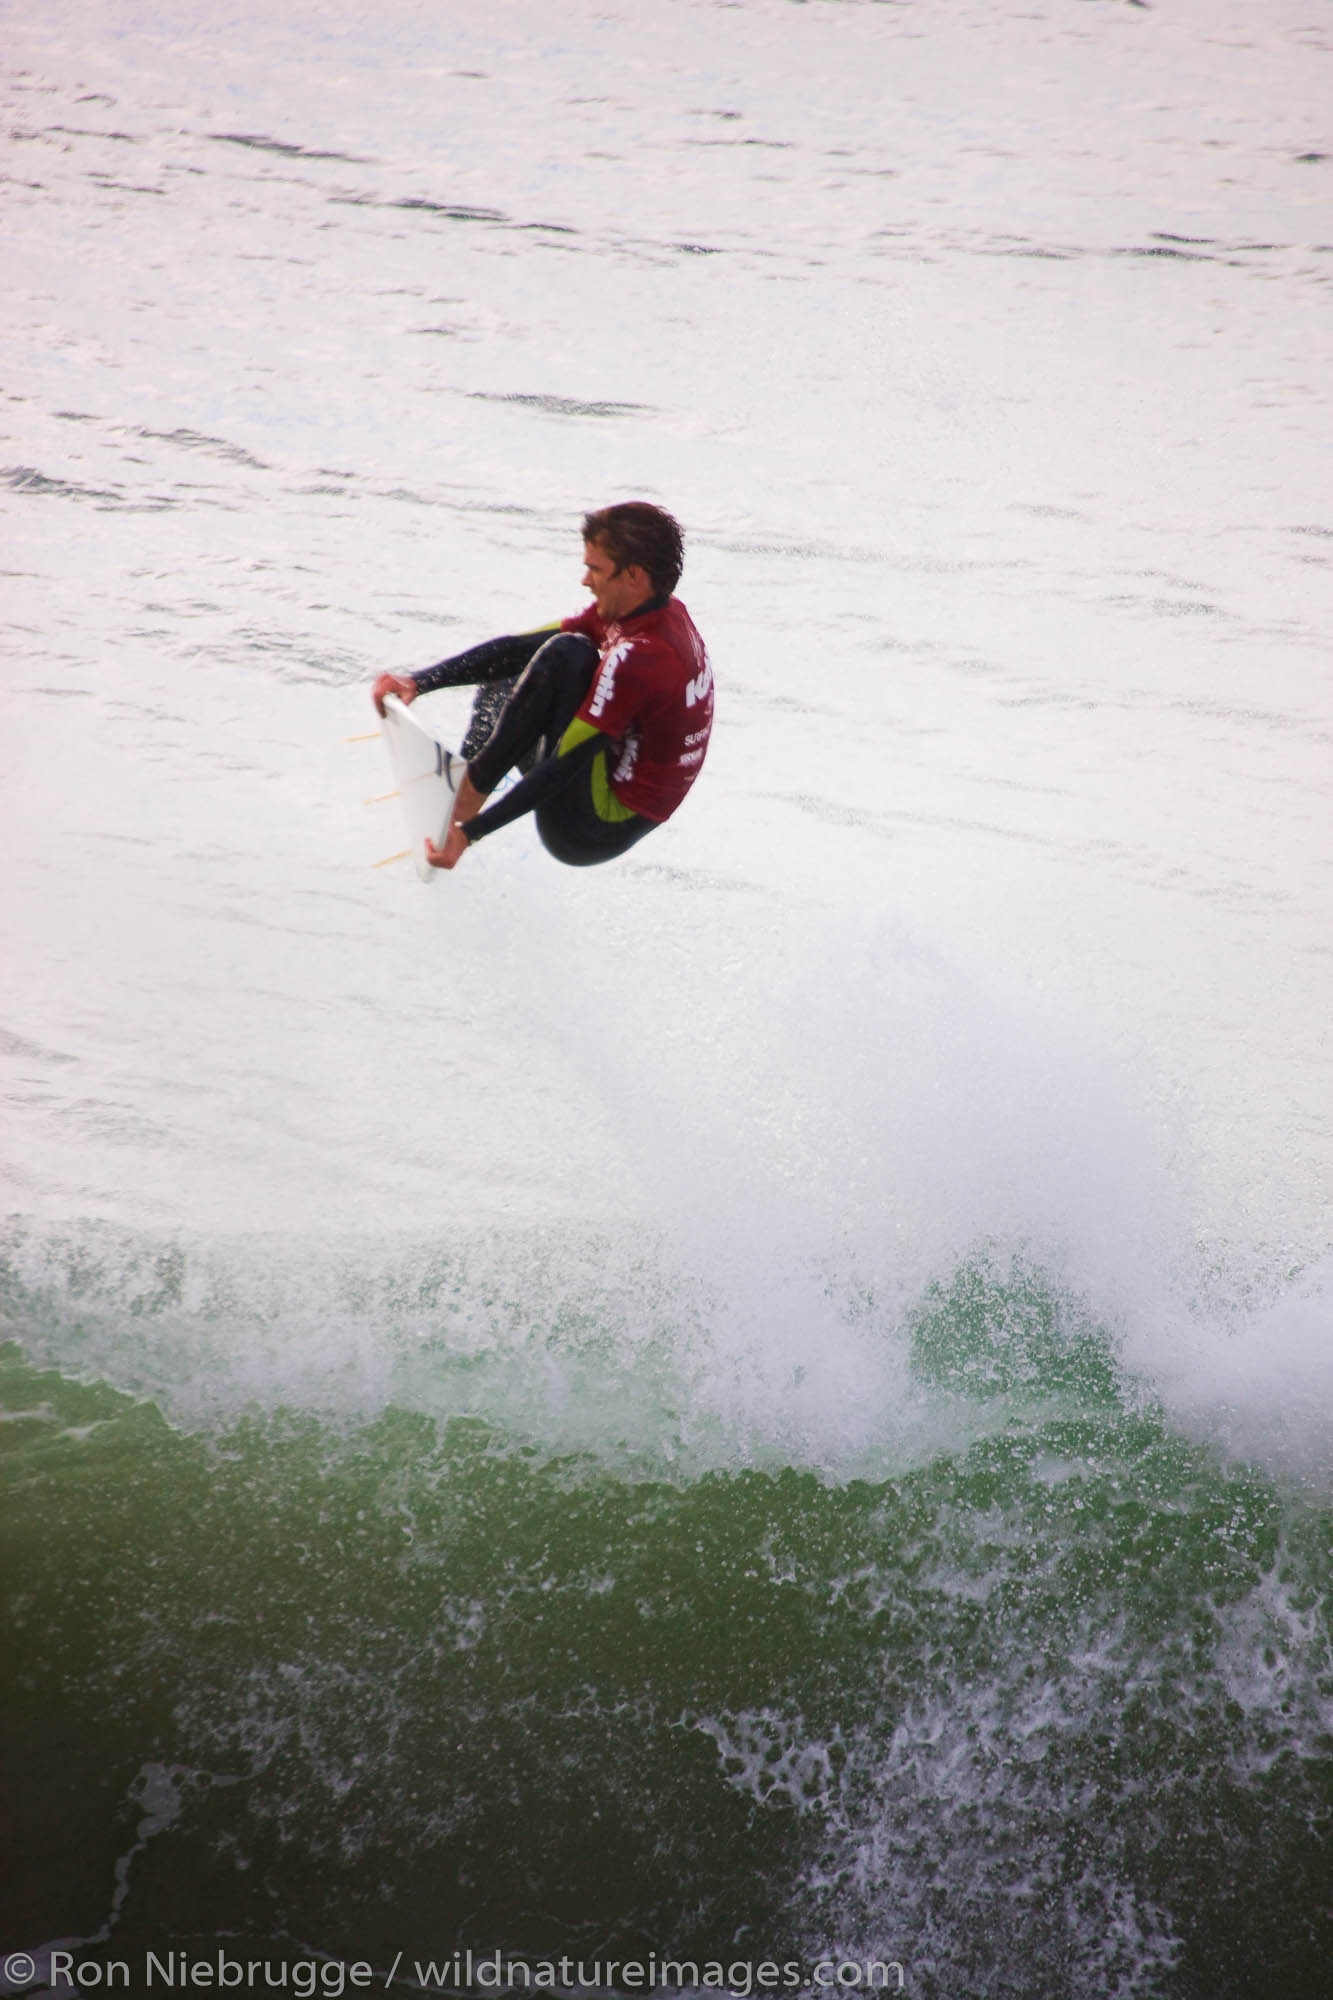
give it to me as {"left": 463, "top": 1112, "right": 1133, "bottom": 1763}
{"left": 582, "top": 539, "right": 650, "bottom": 622}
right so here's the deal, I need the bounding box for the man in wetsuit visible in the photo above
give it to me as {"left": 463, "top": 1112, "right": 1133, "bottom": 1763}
{"left": 371, "top": 502, "right": 713, "bottom": 871}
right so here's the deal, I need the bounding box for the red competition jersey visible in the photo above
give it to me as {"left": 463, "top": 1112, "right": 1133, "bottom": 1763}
{"left": 561, "top": 597, "right": 713, "bottom": 822}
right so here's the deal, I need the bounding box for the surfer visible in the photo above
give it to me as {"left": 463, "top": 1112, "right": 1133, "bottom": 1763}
{"left": 371, "top": 502, "right": 713, "bottom": 869}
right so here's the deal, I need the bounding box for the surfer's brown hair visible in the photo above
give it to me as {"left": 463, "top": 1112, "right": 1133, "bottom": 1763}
{"left": 582, "top": 502, "right": 684, "bottom": 597}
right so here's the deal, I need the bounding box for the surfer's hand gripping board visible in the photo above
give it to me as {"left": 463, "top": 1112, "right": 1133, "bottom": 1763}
{"left": 379, "top": 695, "right": 462, "bottom": 883}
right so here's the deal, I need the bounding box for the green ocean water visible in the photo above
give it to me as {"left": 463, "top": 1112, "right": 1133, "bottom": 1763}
{"left": 3, "top": 1235, "right": 1330, "bottom": 2000}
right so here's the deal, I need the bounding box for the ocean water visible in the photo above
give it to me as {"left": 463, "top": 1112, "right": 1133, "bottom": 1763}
{"left": 2, "top": 1, "right": 1331, "bottom": 1995}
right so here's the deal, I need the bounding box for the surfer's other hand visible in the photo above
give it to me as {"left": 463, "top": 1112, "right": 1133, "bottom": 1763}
{"left": 372, "top": 672, "right": 418, "bottom": 716}
{"left": 424, "top": 823, "right": 470, "bottom": 871}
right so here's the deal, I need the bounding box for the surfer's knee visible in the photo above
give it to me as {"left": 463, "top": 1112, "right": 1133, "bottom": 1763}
{"left": 521, "top": 631, "right": 598, "bottom": 694}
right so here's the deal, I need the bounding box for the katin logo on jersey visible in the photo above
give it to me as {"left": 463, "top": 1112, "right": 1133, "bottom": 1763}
{"left": 589, "top": 639, "right": 633, "bottom": 720}
{"left": 684, "top": 656, "right": 713, "bottom": 709}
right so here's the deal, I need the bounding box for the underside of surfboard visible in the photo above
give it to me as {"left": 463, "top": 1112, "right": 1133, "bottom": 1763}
{"left": 380, "top": 695, "right": 462, "bottom": 882}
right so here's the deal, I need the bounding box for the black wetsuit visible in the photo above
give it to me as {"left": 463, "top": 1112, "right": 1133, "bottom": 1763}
{"left": 412, "top": 625, "right": 659, "bottom": 867}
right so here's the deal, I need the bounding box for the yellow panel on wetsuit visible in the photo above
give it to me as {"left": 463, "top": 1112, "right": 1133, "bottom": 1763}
{"left": 558, "top": 716, "right": 637, "bottom": 822}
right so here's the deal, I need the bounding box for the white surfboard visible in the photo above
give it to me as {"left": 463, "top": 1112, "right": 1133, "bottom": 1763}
{"left": 380, "top": 696, "right": 462, "bottom": 882}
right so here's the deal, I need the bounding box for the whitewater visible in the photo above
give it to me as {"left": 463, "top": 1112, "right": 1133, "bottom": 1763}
{"left": 2, "top": 2, "right": 1331, "bottom": 1996}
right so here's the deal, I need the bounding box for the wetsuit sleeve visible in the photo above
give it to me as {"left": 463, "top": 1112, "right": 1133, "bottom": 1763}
{"left": 412, "top": 626, "right": 560, "bottom": 695}
{"left": 462, "top": 723, "right": 608, "bottom": 845}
